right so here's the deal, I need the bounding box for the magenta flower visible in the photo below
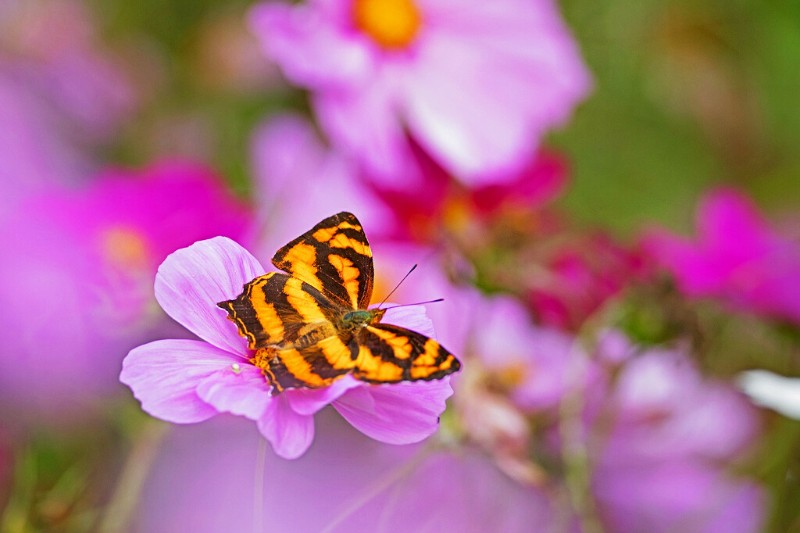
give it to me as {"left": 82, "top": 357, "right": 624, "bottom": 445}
{"left": 645, "top": 188, "right": 800, "bottom": 324}
{"left": 120, "top": 236, "right": 454, "bottom": 459}
{"left": 0, "top": 161, "right": 252, "bottom": 417}
{"left": 526, "top": 231, "right": 648, "bottom": 332}
{"left": 249, "top": 0, "right": 591, "bottom": 184}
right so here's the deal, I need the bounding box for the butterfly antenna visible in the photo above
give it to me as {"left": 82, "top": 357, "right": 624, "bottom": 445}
{"left": 377, "top": 264, "right": 417, "bottom": 309}
{"left": 381, "top": 298, "right": 444, "bottom": 311}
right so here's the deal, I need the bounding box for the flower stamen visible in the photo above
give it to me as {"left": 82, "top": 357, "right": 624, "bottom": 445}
{"left": 353, "top": 0, "right": 422, "bottom": 50}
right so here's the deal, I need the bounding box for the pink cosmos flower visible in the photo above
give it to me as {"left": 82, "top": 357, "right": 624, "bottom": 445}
{"left": 644, "top": 188, "right": 800, "bottom": 324}
{"left": 250, "top": 0, "right": 591, "bottom": 184}
{"left": 120, "top": 236, "right": 454, "bottom": 459}
{"left": 587, "top": 346, "right": 765, "bottom": 532}
{"left": 0, "top": 161, "right": 252, "bottom": 418}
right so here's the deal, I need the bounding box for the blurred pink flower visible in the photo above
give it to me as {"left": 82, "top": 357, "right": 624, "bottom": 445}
{"left": 250, "top": 0, "right": 591, "bottom": 184}
{"left": 645, "top": 188, "right": 800, "bottom": 324}
{"left": 0, "top": 74, "right": 87, "bottom": 216}
{"left": 134, "top": 412, "right": 557, "bottom": 532}
{"left": 0, "top": 0, "right": 137, "bottom": 138}
{"left": 120, "top": 236, "right": 454, "bottom": 459}
{"left": 0, "top": 161, "right": 252, "bottom": 418}
{"left": 526, "top": 232, "right": 648, "bottom": 332}
{"left": 589, "top": 346, "right": 765, "bottom": 532}
{"left": 0, "top": 0, "right": 138, "bottom": 217}
{"left": 435, "top": 293, "right": 766, "bottom": 532}
{"left": 250, "top": 113, "right": 391, "bottom": 255}
{"left": 455, "top": 293, "right": 594, "bottom": 412}
{"left": 365, "top": 138, "right": 568, "bottom": 244}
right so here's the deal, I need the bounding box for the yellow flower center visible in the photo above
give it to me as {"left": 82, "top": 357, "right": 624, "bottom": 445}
{"left": 353, "top": 0, "right": 422, "bottom": 49}
{"left": 102, "top": 226, "right": 150, "bottom": 269}
{"left": 441, "top": 194, "right": 473, "bottom": 235}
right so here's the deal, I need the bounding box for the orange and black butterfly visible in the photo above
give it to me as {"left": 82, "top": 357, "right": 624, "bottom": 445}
{"left": 218, "top": 212, "right": 461, "bottom": 393}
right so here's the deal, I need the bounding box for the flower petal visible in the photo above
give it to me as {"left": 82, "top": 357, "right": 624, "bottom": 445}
{"left": 248, "top": 2, "right": 372, "bottom": 88}
{"left": 285, "top": 376, "right": 361, "bottom": 416}
{"left": 379, "top": 304, "right": 436, "bottom": 338}
{"left": 120, "top": 339, "right": 238, "bottom": 423}
{"left": 257, "top": 395, "right": 316, "bottom": 459}
{"left": 333, "top": 378, "right": 454, "bottom": 444}
{"left": 155, "top": 237, "right": 264, "bottom": 355}
{"left": 739, "top": 370, "right": 800, "bottom": 420}
{"left": 197, "top": 366, "right": 272, "bottom": 420}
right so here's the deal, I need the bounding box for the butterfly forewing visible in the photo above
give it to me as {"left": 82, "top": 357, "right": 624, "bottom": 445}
{"left": 271, "top": 212, "right": 374, "bottom": 311}
{"left": 218, "top": 272, "right": 341, "bottom": 350}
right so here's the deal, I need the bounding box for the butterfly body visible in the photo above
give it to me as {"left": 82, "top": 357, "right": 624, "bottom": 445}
{"left": 218, "top": 212, "right": 460, "bottom": 393}
{"left": 341, "top": 309, "right": 384, "bottom": 330}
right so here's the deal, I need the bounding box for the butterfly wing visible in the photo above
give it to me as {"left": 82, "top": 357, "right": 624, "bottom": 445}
{"left": 351, "top": 323, "right": 461, "bottom": 384}
{"left": 262, "top": 335, "right": 357, "bottom": 393}
{"left": 218, "top": 272, "right": 341, "bottom": 350}
{"left": 219, "top": 272, "right": 357, "bottom": 392}
{"left": 271, "top": 212, "right": 374, "bottom": 311}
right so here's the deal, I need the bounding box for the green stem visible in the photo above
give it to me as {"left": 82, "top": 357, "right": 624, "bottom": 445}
{"left": 97, "top": 420, "right": 168, "bottom": 533}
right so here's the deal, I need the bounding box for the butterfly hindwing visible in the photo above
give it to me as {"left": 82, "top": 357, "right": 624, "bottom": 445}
{"left": 271, "top": 212, "right": 374, "bottom": 311}
{"left": 352, "top": 323, "right": 461, "bottom": 384}
{"left": 263, "top": 335, "right": 357, "bottom": 392}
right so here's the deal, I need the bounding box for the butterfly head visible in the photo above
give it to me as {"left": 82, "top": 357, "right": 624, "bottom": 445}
{"left": 340, "top": 308, "right": 385, "bottom": 331}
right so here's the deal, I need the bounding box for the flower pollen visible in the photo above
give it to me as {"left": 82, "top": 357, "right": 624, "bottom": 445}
{"left": 353, "top": 0, "right": 422, "bottom": 50}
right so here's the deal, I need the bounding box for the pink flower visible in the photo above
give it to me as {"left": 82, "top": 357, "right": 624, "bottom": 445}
{"left": 526, "top": 232, "right": 648, "bottom": 332}
{"left": 120, "top": 236, "right": 454, "bottom": 459}
{"left": 645, "top": 188, "right": 800, "bottom": 324}
{"left": 0, "top": 74, "right": 87, "bottom": 217}
{"left": 364, "top": 138, "right": 569, "bottom": 245}
{"left": 250, "top": 0, "right": 591, "bottom": 184}
{"left": 458, "top": 293, "right": 595, "bottom": 412}
{"left": 588, "top": 346, "right": 766, "bottom": 532}
{"left": 249, "top": 114, "right": 391, "bottom": 254}
{"left": 0, "top": 161, "right": 252, "bottom": 417}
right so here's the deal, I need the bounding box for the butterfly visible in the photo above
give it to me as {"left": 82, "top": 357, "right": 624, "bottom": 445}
{"left": 218, "top": 212, "right": 461, "bottom": 393}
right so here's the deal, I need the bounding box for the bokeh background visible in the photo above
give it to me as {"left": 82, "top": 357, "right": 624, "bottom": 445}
{"left": 1, "top": 0, "right": 799, "bottom": 531}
